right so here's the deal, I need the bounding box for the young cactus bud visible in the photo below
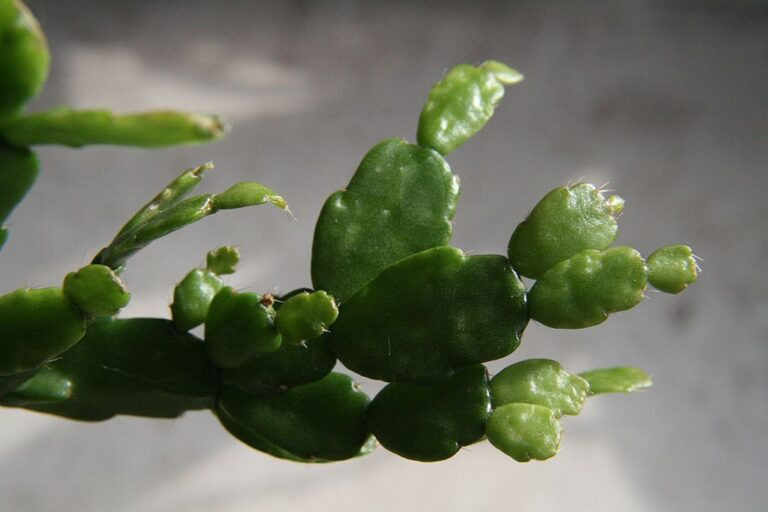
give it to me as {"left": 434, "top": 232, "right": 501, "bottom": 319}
{"left": 486, "top": 403, "right": 562, "bottom": 462}
{"left": 417, "top": 60, "right": 523, "bottom": 155}
{"left": 0, "top": 287, "right": 85, "bottom": 375}
{"left": 63, "top": 264, "right": 130, "bottom": 317}
{"left": 490, "top": 359, "right": 589, "bottom": 417}
{"left": 171, "top": 246, "right": 239, "bottom": 332}
{"left": 274, "top": 291, "right": 338, "bottom": 345}
{"left": 527, "top": 246, "right": 647, "bottom": 329}
{"left": 204, "top": 287, "right": 282, "bottom": 369}
{"left": 647, "top": 244, "right": 699, "bottom": 294}
{"left": 507, "top": 183, "right": 621, "bottom": 279}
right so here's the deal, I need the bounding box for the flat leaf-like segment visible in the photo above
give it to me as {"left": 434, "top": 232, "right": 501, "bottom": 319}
{"left": 417, "top": 61, "right": 523, "bottom": 155}
{"left": 1, "top": 317, "right": 217, "bottom": 421}
{"left": 367, "top": 365, "right": 491, "bottom": 462}
{"left": 312, "top": 138, "right": 459, "bottom": 302}
{"left": 330, "top": 246, "right": 528, "bottom": 385}
{"left": 216, "top": 373, "right": 371, "bottom": 462}
{"left": 0, "top": 144, "right": 39, "bottom": 248}
{"left": 528, "top": 247, "right": 647, "bottom": 329}
{"left": 507, "top": 183, "right": 620, "bottom": 279}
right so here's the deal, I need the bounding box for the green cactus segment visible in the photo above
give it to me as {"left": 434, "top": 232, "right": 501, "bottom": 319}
{"left": 490, "top": 359, "right": 589, "bottom": 417}
{"left": 417, "top": 61, "right": 523, "bottom": 155}
{"left": 528, "top": 247, "right": 647, "bottom": 329}
{"left": 275, "top": 291, "right": 338, "bottom": 345}
{"left": 0, "top": 108, "right": 226, "bottom": 148}
{"left": 0, "top": 144, "right": 40, "bottom": 247}
{"left": 508, "top": 184, "right": 622, "bottom": 280}
{"left": 330, "top": 246, "right": 528, "bottom": 385}
{"left": 0, "top": 287, "right": 86, "bottom": 376}
{"left": 171, "top": 269, "right": 224, "bottom": 332}
{"left": 204, "top": 287, "right": 281, "bottom": 369}
{"left": 219, "top": 335, "right": 336, "bottom": 394}
{"left": 367, "top": 365, "right": 491, "bottom": 462}
{"left": 206, "top": 245, "right": 240, "bottom": 275}
{"left": 213, "top": 182, "right": 288, "bottom": 211}
{"left": 0, "top": 228, "right": 6, "bottom": 249}
{"left": 312, "top": 138, "right": 459, "bottom": 302}
{"left": 486, "top": 403, "right": 562, "bottom": 462}
{"left": 1, "top": 318, "right": 217, "bottom": 421}
{"left": 62, "top": 264, "right": 130, "bottom": 317}
{"left": 580, "top": 367, "right": 652, "bottom": 396}
{"left": 0, "top": 0, "right": 49, "bottom": 122}
{"left": 93, "top": 170, "right": 285, "bottom": 270}
{"left": 647, "top": 244, "right": 699, "bottom": 294}
{"left": 216, "top": 373, "right": 372, "bottom": 462}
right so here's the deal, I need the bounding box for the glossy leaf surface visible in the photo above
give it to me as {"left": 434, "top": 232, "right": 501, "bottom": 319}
{"left": 647, "top": 244, "right": 698, "bottom": 294}
{"left": 330, "top": 246, "right": 528, "bottom": 384}
{"left": 486, "top": 403, "right": 562, "bottom": 462}
{"left": 580, "top": 367, "right": 652, "bottom": 395}
{"left": 312, "top": 138, "right": 459, "bottom": 302}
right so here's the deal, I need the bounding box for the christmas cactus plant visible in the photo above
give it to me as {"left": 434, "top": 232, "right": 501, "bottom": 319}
{"left": 0, "top": 0, "right": 699, "bottom": 463}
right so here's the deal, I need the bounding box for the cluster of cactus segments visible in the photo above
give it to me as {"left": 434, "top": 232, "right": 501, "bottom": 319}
{"left": 0, "top": 0, "right": 699, "bottom": 463}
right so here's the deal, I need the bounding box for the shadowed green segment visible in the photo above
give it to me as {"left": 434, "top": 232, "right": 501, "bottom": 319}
{"left": 1, "top": 317, "right": 217, "bottom": 421}
{"left": 528, "top": 247, "right": 647, "bottom": 329}
{"left": 312, "top": 138, "right": 459, "bottom": 302}
{"left": 367, "top": 365, "right": 491, "bottom": 461}
{"left": 490, "top": 359, "right": 588, "bottom": 417}
{"left": 330, "top": 246, "right": 528, "bottom": 384}
{"left": 217, "top": 373, "right": 371, "bottom": 462}
{"left": 0, "top": 144, "right": 39, "bottom": 248}
{"left": 486, "top": 403, "right": 562, "bottom": 462}
{"left": 0, "top": 108, "right": 226, "bottom": 147}
{"left": 508, "top": 183, "right": 622, "bottom": 279}
{"left": 580, "top": 367, "right": 652, "bottom": 395}
{"left": 0, "top": 287, "right": 85, "bottom": 376}
{"left": 417, "top": 60, "right": 523, "bottom": 155}
{"left": 647, "top": 244, "right": 699, "bottom": 294}
{"left": 0, "top": 0, "right": 49, "bottom": 121}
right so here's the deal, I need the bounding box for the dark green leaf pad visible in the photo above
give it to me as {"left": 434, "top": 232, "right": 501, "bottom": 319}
{"left": 275, "top": 291, "right": 338, "bottom": 345}
{"left": 171, "top": 269, "right": 224, "bottom": 332}
{"left": 330, "top": 246, "right": 528, "bottom": 385}
{"left": 366, "top": 365, "right": 491, "bottom": 461}
{"left": 219, "top": 335, "right": 336, "bottom": 394}
{"left": 647, "top": 244, "right": 699, "bottom": 294}
{"left": 580, "top": 367, "right": 652, "bottom": 395}
{"left": 417, "top": 61, "right": 523, "bottom": 155}
{"left": 0, "top": 0, "right": 49, "bottom": 121}
{"left": 507, "top": 183, "right": 623, "bottom": 279}
{"left": 0, "top": 287, "right": 85, "bottom": 376}
{"left": 490, "top": 359, "right": 589, "bottom": 417}
{"left": 486, "top": 403, "right": 562, "bottom": 462}
{"left": 311, "top": 138, "right": 459, "bottom": 302}
{"left": 63, "top": 264, "right": 130, "bottom": 317}
{"left": 216, "top": 372, "right": 372, "bottom": 462}
{"left": 1, "top": 317, "right": 217, "bottom": 421}
{"left": 204, "top": 287, "right": 281, "bottom": 369}
{"left": 528, "top": 246, "right": 647, "bottom": 329}
{"left": 0, "top": 144, "right": 39, "bottom": 233}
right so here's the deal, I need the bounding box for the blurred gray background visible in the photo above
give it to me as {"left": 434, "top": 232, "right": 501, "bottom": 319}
{"left": 1, "top": 1, "right": 766, "bottom": 511}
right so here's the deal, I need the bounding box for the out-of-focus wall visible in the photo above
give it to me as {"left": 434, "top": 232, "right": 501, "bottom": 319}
{"left": 1, "top": 1, "right": 766, "bottom": 510}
